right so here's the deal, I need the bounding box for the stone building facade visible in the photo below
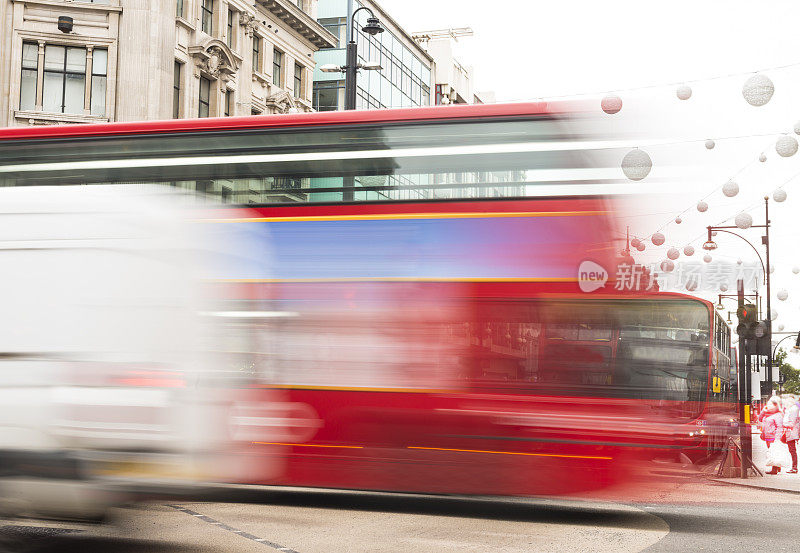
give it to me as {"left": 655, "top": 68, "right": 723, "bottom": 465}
{"left": 0, "top": 0, "right": 336, "bottom": 127}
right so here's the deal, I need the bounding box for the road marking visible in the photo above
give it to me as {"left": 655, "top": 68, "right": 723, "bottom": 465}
{"left": 167, "top": 505, "right": 300, "bottom": 553}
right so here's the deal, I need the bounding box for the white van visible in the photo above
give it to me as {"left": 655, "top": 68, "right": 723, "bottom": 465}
{"left": 0, "top": 185, "right": 281, "bottom": 521}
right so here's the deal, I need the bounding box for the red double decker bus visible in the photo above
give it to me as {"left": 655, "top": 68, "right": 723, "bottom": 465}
{"left": 0, "top": 103, "right": 736, "bottom": 498}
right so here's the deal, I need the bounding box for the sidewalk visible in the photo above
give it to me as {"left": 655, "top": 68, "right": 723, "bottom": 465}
{"left": 711, "top": 427, "right": 800, "bottom": 493}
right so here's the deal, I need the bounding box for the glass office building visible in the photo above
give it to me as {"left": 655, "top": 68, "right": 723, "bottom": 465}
{"left": 312, "top": 0, "right": 432, "bottom": 111}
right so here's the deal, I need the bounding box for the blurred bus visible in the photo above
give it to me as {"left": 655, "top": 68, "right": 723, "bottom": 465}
{"left": 0, "top": 104, "right": 736, "bottom": 498}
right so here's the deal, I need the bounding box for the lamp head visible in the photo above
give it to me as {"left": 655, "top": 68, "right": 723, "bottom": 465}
{"left": 319, "top": 64, "right": 343, "bottom": 73}
{"left": 362, "top": 16, "right": 384, "bottom": 36}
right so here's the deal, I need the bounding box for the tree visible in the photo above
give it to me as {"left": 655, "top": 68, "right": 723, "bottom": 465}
{"left": 776, "top": 348, "right": 800, "bottom": 394}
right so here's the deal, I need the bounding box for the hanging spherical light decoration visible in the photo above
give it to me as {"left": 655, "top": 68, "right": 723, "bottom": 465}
{"left": 742, "top": 73, "right": 774, "bottom": 106}
{"left": 735, "top": 212, "right": 753, "bottom": 229}
{"left": 722, "top": 180, "right": 739, "bottom": 197}
{"left": 630, "top": 238, "right": 641, "bottom": 249}
{"left": 769, "top": 308, "right": 779, "bottom": 321}
{"left": 737, "top": 258, "right": 743, "bottom": 265}
{"left": 759, "top": 153, "right": 767, "bottom": 162}
{"left": 651, "top": 232, "right": 665, "bottom": 246}
{"left": 686, "top": 280, "right": 698, "bottom": 292}
{"left": 720, "top": 284, "right": 728, "bottom": 292}
{"left": 621, "top": 148, "right": 652, "bottom": 181}
{"left": 793, "top": 266, "right": 800, "bottom": 274}
{"left": 774, "top": 189, "right": 787, "bottom": 202}
{"left": 779, "top": 323, "right": 786, "bottom": 332}
{"left": 777, "top": 289, "right": 789, "bottom": 301}
{"left": 676, "top": 85, "right": 692, "bottom": 100}
{"left": 601, "top": 94, "right": 622, "bottom": 114}
{"left": 776, "top": 134, "right": 799, "bottom": 157}
{"left": 636, "top": 243, "right": 645, "bottom": 252}
{"left": 683, "top": 245, "right": 695, "bottom": 256}
{"left": 705, "top": 139, "right": 715, "bottom": 150}
{"left": 667, "top": 247, "right": 680, "bottom": 260}
{"left": 675, "top": 216, "right": 682, "bottom": 224}
{"left": 660, "top": 260, "right": 674, "bottom": 273}
{"left": 703, "top": 254, "right": 712, "bottom": 263}
{"left": 770, "top": 264, "right": 775, "bottom": 274}
{"left": 697, "top": 201, "right": 708, "bottom": 212}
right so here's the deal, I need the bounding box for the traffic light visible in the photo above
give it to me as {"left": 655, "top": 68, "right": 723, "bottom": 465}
{"left": 736, "top": 303, "right": 758, "bottom": 338}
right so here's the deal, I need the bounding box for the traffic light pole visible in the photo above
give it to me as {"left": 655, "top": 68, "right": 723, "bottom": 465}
{"left": 737, "top": 279, "right": 753, "bottom": 478}
{"left": 763, "top": 197, "right": 773, "bottom": 396}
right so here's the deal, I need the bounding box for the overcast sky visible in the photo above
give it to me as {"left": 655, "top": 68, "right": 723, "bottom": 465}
{"left": 381, "top": 0, "right": 800, "bottom": 356}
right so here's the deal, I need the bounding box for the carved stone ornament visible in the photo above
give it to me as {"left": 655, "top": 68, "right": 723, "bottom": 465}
{"left": 189, "top": 41, "right": 240, "bottom": 80}
{"left": 239, "top": 12, "right": 258, "bottom": 37}
{"left": 265, "top": 89, "right": 299, "bottom": 114}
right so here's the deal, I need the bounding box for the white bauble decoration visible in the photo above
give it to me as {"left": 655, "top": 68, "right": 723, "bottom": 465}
{"left": 660, "top": 260, "right": 674, "bottom": 273}
{"left": 651, "top": 232, "right": 665, "bottom": 246}
{"left": 667, "top": 247, "right": 680, "bottom": 260}
{"left": 630, "top": 238, "right": 641, "bottom": 249}
{"left": 675, "top": 216, "right": 682, "bottom": 224}
{"left": 779, "top": 323, "right": 786, "bottom": 332}
{"left": 705, "top": 139, "right": 715, "bottom": 150}
{"left": 737, "top": 258, "right": 743, "bottom": 265}
{"left": 601, "top": 95, "right": 622, "bottom": 114}
{"left": 759, "top": 153, "right": 767, "bottom": 162}
{"left": 697, "top": 201, "right": 708, "bottom": 212}
{"left": 770, "top": 308, "right": 779, "bottom": 321}
{"left": 735, "top": 212, "right": 753, "bottom": 229}
{"left": 686, "top": 280, "right": 698, "bottom": 292}
{"left": 793, "top": 266, "right": 800, "bottom": 274}
{"left": 676, "top": 85, "right": 692, "bottom": 100}
{"left": 722, "top": 180, "right": 739, "bottom": 197}
{"left": 770, "top": 264, "right": 775, "bottom": 274}
{"left": 742, "top": 73, "right": 774, "bottom": 106}
{"left": 703, "top": 254, "right": 712, "bottom": 263}
{"left": 777, "top": 289, "right": 789, "bottom": 301}
{"left": 774, "top": 189, "right": 787, "bottom": 202}
{"left": 621, "top": 149, "right": 652, "bottom": 181}
{"left": 795, "top": 121, "right": 800, "bottom": 135}
{"left": 720, "top": 284, "right": 728, "bottom": 292}
{"left": 776, "top": 135, "right": 799, "bottom": 157}
{"left": 684, "top": 245, "right": 695, "bottom": 256}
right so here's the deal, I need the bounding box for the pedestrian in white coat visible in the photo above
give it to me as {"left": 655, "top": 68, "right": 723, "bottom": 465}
{"left": 783, "top": 395, "right": 800, "bottom": 474}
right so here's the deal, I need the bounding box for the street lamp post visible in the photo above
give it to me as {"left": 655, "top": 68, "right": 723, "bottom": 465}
{"left": 319, "top": 3, "right": 383, "bottom": 201}
{"left": 704, "top": 197, "right": 772, "bottom": 393}
{"left": 771, "top": 333, "right": 800, "bottom": 393}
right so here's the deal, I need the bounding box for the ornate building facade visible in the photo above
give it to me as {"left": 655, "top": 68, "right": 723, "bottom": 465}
{"left": 0, "top": 0, "right": 336, "bottom": 126}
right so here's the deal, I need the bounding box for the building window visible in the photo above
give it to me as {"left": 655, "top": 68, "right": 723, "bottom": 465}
{"left": 224, "top": 89, "right": 233, "bottom": 116}
{"left": 251, "top": 107, "right": 261, "bottom": 115}
{"left": 43, "top": 45, "right": 85, "bottom": 114}
{"left": 90, "top": 48, "right": 107, "bottom": 116}
{"left": 226, "top": 8, "right": 234, "bottom": 48}
{"left": 293, "top": 63, "right": 303, "bottom": 99}
{"left": 19, "top": 42, "right": 38, "bottom": 111}
{"left": 201, "top": 0, "right": 213, "bottom": 34}
{"left": 312, "top": 80, "right": 342, "bottom": 111}
{"left": 172, "top": 61, "right": 182, "bottom": 118}
{"left": 176, "top": 0, "right": 184, "bottom": 18}
{"left": 272, "top": 49, "right": 282, "bottom": 87}
{"left": 252, "top": 36, "right": 261, "bottom": 72}
{"left": 293, "top": 0, "right": 303, "bottom": 11}
{"left": 319, "top": 17, "right": 345, "bottom": 47}
{"left": 199, "top": 76, "right": 211, "bottom": 117}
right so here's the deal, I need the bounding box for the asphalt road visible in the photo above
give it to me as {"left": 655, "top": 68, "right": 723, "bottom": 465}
{"left": 3, "top": 470, "right": 798, "bottom": 553}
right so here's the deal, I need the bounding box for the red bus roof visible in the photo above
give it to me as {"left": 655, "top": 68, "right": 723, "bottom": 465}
{"left": 0, "top": 102, "right": 573, "bottom": 142}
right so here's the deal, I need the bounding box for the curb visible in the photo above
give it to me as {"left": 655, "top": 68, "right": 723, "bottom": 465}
{"left": 710, "top": 478, "right": 800, "bottom": 495}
